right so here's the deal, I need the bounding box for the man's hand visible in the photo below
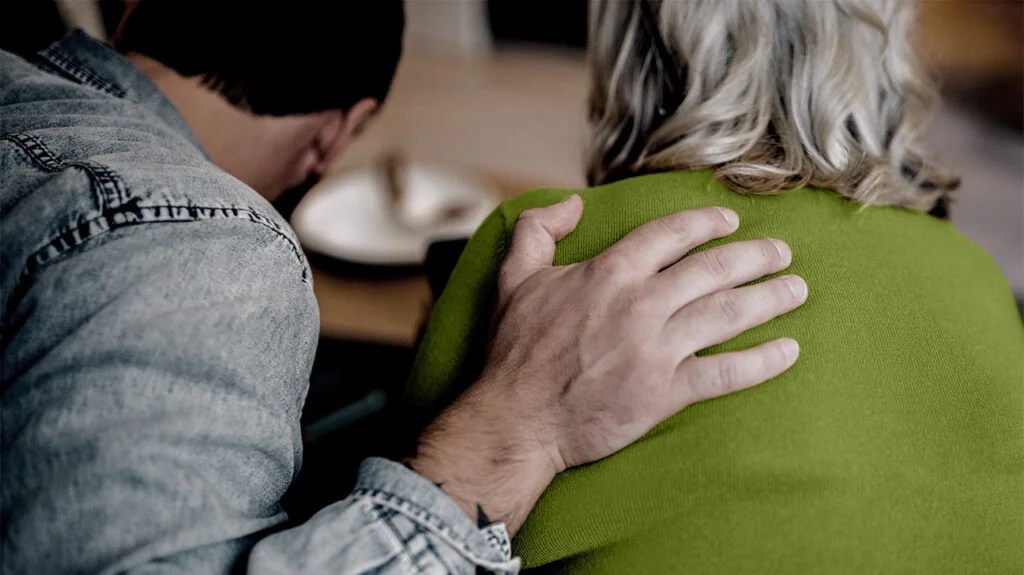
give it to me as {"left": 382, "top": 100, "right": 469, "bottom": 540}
{"left": 408, "top": 195, "right": 807, "bottom": 534}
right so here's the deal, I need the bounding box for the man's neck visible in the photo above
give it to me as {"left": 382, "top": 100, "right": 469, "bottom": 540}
{"left": 124, "top": 52, "right": 249, "bottom": 164}
{"left": 122, "top": 52, "right": 292, "bottom": 200}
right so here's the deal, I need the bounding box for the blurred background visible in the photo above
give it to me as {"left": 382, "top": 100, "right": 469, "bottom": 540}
{"left": 5, "top": 0, "right": 1021, "bottom": 521}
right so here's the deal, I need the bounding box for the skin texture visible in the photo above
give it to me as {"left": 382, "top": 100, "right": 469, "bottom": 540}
{"left": 128, "top": 58, "right": 807, "bottom": 537}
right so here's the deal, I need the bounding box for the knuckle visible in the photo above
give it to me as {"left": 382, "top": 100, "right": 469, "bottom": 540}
{"left": 589, "top": 251, "right": 628, "bottom": 279}
{"left": 517, "top": 207, "right": 541, "bottom": 221}
{"left": 713, "top": 292, "right": 742, "bottom": 322}
{"left": 621, "top": 285, "right": 652, "bottom": 315}
{"left": 715, "top": 360, "right": 739, "bottom": 391}
{"left": 496, "top": 265, "right": 517, "bottom": 291}
{"left": 653, "top": 212, "right": 689, "bottom": 237}
{"left": 699, "top": 249, "right": 731, "bottom": 279}
{"left": 680, "top": 210, "right": 720, "bottom": 240}
{"left": 652, "top": 208, "right": 719, "bottom": 242}
{"left": 515, "top": 209, "right": 543, "bottom": 230}
{"left": 691, "top": 360, "right": 735, "bottom": 399}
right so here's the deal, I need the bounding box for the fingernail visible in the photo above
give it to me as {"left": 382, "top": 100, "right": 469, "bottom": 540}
{"left": 782, "top": 275, "right": 808, "bottom": 301}
{"left": 780, "top": 338, "right": 800, "bottom": 362}
{"left": 717, "top": 207, "right": 739, "bottom": 227}
{"left": 769, "top": 239, "right": 791, "bottom": 265}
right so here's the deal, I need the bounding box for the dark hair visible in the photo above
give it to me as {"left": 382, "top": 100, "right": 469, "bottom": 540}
{"left": 116, "top": 0, "right": 404, "bottom": 116}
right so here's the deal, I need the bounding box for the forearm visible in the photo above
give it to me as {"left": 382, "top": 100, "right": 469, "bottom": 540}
{"left": 405, "top": 379, "right": 560, "bottom": 536}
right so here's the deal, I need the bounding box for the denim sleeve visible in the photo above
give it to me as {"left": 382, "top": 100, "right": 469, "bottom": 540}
{"left": 250, "top": 458, "right": 519, "bottom": 574}
{"left": 1, "top": 218, "right": 516, "bottom": 574}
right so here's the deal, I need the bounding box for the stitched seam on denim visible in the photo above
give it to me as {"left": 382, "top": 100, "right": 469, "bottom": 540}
{"left": 3, "top": 134, "right": 66, "bottom": 172}
{"left": 380, "top": 514, "right": 427, "bottom": 574}
{"left": 3, "top": 135, "right": 132, "bottom": 211}
{"left": 352, "top": 488, "right": 516, "bottom": 572}
{"left": 402, "top": 525, "right": 445, "bottom": 573}
{"left": 481, "top": 525, "right": 511, "bottom": 561}
{"left": 1, "top": 202, "right": 310, "bottom": 346}
{"left": 419, "top": 532, "right": 460, "bottom": 572}
{"left": 72, "top": 161, "right": 130, "bottom": 209}
{"left": 3, "top": 134, "right": 107, "bottom": 210}
{"left": 358, "top": 508, "right": 418, "bottom": 574}
{"left": 38, "top": 46, "right": 127, "bottom": 98}
{"left": 19, "top": 203, "right": 308, "bottom": 285}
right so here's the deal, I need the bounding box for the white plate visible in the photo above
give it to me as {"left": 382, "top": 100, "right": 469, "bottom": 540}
{"left": 291, "top": 161, "right": 500, "bottom": 267}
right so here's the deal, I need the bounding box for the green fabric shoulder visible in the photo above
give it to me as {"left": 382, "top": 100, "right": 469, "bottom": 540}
{"left": 405, "top": 170, "right": 1023, "bottom": 573}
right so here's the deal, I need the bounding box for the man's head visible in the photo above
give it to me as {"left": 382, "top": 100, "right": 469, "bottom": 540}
{"left": 116, "top": 0, "right": 404, "bottom": 201}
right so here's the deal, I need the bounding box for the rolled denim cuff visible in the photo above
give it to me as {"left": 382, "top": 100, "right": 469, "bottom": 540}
{"left": 354, "top": 457, "right": 520, "bottom": 573}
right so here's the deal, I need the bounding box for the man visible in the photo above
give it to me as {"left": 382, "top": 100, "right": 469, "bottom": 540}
{"left": 0, "top": 2, "right": 806, "bottom": 573}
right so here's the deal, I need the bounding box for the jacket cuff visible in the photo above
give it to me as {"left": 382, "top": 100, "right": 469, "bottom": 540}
{"left": 354, "top": 457, "right": 519, "bottom": 573}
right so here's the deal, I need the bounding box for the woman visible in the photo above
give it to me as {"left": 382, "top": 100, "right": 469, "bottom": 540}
{"left": 406, "top": 1, "right": 1023, "bottom": 572}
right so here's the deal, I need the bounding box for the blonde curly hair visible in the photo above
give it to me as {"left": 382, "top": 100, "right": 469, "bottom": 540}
{"left": 587, "top": 0, "right": 958, "bottom": 212}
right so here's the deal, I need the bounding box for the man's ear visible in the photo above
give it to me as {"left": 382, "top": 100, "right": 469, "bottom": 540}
{"left": 342, "top": 98, "right": 380, "bottom": 142}
{"left": 309, "top": 98, "right": 378, "bottom": 175}
{"left": 311, "top": 97, "right": 376, "bottom": 169}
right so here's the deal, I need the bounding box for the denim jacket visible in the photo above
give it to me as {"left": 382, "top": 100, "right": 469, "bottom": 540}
{"left": 1, "top": 31, "right": 517, "bottom": 574}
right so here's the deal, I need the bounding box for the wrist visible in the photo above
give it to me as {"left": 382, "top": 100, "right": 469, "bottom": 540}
{"left": 406, "top": 380, "right": 558, "bottom": 536}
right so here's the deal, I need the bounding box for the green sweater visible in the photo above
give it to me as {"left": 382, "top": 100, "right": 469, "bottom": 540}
{"left": 405, "top": 170, "right": 1023, "bottom": 573}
